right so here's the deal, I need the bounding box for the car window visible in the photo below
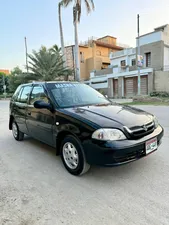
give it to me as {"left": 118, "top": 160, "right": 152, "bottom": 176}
{"left": 12, "top": 86, "right": 22, "bottom": 101}
{"left": 16, "top": 87, "right": 23, "bottom": 102}
{"left": 30, "top": 85, "right": 49, "bottom": 105}
{"left": 48, "top": 83, "right": 110, "bottom": 108}
{"left": 19, "top": 86, "right": 32, "bottom": 103}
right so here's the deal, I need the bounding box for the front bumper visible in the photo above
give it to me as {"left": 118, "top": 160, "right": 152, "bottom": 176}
{"left": 82, "top": 125, "right": 164, "bottom": 166}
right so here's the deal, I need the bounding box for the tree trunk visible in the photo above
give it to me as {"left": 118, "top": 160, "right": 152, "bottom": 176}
{"left": 74, "top": 14, "right": 80, "bottom": 81}
{"left": 58, "top": 3, "right": 67, "bottom": 68}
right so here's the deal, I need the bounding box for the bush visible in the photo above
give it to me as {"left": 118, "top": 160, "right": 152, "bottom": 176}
{"left": 150, "top": 91, "right": 169, "bottom": 98}
{"left": 0, "top": 93, "right": 13, "bottom": 99}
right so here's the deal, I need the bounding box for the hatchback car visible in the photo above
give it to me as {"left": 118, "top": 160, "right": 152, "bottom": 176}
{"left": 9, "top": 82, "right": 164, "bottom": 175}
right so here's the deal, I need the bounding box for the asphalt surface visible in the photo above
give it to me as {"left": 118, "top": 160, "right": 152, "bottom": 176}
{"left": 0, "top": 100, "right": 169, "bottom": 225}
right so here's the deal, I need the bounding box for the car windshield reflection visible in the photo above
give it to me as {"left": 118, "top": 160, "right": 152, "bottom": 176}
{"left": 48, "top": 83, "right": 110, "bottom": 108}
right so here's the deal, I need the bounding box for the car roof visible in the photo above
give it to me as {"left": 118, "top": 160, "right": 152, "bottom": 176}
{"left": 20, "top": 81, "right": 79, "bottom": 87}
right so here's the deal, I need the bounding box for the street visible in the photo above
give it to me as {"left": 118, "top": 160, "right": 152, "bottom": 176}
{"left": 0, "top": 100, "right": 169, "bottom": 225}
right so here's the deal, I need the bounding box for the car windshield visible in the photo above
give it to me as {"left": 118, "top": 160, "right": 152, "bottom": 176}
{"left": 47, "top": 83, "right": 110, "bottom": 108}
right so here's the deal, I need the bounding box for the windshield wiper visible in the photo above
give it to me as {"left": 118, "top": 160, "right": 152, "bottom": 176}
{"left": 95, "top": 103, "right": 111, "bottom": 106}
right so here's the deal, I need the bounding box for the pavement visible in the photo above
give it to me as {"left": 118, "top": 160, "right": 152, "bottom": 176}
{"left": 0, "top": 100, "right": 169, "bottom": 225}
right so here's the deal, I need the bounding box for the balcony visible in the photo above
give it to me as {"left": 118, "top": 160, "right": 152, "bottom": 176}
{"left": 95, "top": 68, "right": 113, "bottom": 76}
{"left": 112, "top": 65, "right": 130, "bottom": 73}
{"left": 129, "top": 65, "right": 137, "bottom": 71}
{"left": 110, "top": 48, "right": 136, "bottom": 59}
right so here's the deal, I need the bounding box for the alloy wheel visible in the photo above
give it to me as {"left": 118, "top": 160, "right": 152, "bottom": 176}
{"left": 62, "top": 142, "right": 79, "bottom": 169}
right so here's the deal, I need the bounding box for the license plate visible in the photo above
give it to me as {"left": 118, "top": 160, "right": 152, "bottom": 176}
{"left": 146, "top": 138, "right": 157, "bottom": 155}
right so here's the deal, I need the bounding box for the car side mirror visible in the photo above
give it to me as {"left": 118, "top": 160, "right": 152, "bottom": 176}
{"left": 34, "top": 100, "right": 52, "bottom": 111}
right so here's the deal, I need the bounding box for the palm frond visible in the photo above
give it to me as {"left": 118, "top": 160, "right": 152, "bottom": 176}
{"left": 27, "top": 45, "right": 72, "bottom": 81}
{"left": 88, "top": 0, "right": 95, "bottom": 10}
{"left": 63, "top": 0, "right": 73, "bottom": 7}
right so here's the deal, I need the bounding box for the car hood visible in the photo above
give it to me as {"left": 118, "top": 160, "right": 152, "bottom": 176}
{"left": 64, "top": 104, "right": 153, "bottom": 128}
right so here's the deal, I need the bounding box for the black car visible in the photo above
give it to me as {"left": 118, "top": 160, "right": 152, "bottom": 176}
{"left": 9, "top": 82, "right": 164, "bottom": 175}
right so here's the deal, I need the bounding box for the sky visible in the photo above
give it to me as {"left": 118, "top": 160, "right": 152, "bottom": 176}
{"left": 1, "top": 0, "right": 169, "bottom": 70}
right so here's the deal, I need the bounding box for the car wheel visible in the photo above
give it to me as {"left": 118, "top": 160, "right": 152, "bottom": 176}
{"left": 12, "top": 121, "right": 24, "bottom": 141}
{"left": 61, "top": 135, "right": 90, "bottom": 176}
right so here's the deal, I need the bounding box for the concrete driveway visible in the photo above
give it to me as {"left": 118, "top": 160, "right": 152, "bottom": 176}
{"left": 0, "top": 100, "right": 169, "bottom": 225}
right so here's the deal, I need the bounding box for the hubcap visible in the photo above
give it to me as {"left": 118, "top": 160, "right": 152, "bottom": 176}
{"left": 63, "top": 142, "right": 79, "bottom": 169}
{"left": 12, "top": 123, "right": 18, "bottom": 138}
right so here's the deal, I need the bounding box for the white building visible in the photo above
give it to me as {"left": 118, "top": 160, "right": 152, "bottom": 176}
{"left": 86, "top": 24, "right": 169, "bottom": 98}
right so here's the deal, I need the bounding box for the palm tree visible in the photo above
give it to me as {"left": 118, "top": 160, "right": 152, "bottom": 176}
{"left": 63, "top": 0, "right": 95, "bottom": 81}
{"left": 58, "top": 1, "right": 67, "bottom": 68}
{"left": 28, "top": 45, "right": 71, "bottom": 81}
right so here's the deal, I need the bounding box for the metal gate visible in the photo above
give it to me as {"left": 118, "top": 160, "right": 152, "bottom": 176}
{"left": 125, "top": 78, "right": 134, "bottom": 97}
{"left": 113, "top": 79, "right": 118, "bottom": 98}
{"left": 140, "top": 75, "right": 148, "bottom": 95}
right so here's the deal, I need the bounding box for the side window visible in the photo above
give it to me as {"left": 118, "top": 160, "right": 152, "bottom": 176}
{"left": 19, "top": 86, "right": 32, "bottom": 103}
{"left": 12, "top": 86, "right": 21, "bottom": 101}
{"left": 30, "top": 86, "right": 48, "bottom": 105}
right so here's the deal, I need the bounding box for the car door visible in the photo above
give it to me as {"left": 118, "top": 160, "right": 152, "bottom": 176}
{"left": 14, "top": 85, "right": 32, "bottom": 134}
{"left": 26, "top": 85, "right": 54, "bottom": 146}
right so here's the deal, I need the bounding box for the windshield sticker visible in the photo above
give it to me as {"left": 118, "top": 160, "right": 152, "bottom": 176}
{"left": 55, "top": 83, "right": 77, "bottom": 88}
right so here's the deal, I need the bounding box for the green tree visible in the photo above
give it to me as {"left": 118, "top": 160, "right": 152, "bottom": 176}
{"left": 8, "top": 67, "right": 25, "bottom": 93}
{"left": 28, "top": 45, "right": 71, "bottom": 81}
{"left": 0, "top": 72, "right": 9, "bottom": 94}
{"left": 8, "top": 45, "right": 72, "bottom": 93}
{"left": 63, "top": 0, "right": 95, "bottom": 81}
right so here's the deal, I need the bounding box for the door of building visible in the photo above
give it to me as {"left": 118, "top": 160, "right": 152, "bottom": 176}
{"left": 140, "top": 75, "right": 148, "bottom": 95}
{"left": 113, "top": 79, "right": 118, "bottom": 98}
{"left": 124, "top": 78, "right": 134, "bottom": 97}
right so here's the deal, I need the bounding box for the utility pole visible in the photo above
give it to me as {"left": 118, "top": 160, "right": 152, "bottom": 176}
{"left": 24, "top": 37, "right": 28, "bottom": 73}
{"left": 137, "top": 14, "right": 141, "bottom": 95}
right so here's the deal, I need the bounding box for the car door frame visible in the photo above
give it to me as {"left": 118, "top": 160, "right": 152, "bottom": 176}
{"left": 14, "top": 84, "right": 33, "bottom": 134}
{"left": 26, "top": 84, "right": 55, "bottom": 146}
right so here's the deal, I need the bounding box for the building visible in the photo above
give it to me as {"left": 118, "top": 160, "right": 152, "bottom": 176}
{"left": 65, "top": 36, "right": 129, "bottom": 80}
{"left": 0, "top": 69, "right": 10, "bottom": 75}
{"left": 85, "top": 24, "right": 169, "bottom": 98}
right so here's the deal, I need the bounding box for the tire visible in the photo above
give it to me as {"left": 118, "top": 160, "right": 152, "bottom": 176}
{"left": 60, "top": 135, "right": 90, "bottom": 176}
{"left": 12, "top": 121, "right": 24, "bottom": 141}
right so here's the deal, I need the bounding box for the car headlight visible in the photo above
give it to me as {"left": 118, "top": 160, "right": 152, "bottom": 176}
{"left": 153, "top": 116, "right": 159, "bottom": 128}
{"left": 92, "top": 129, "right": 126, "bottom": 141}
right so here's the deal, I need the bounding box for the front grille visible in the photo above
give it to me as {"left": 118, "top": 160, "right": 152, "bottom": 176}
{"left": 124, "top": 121, "right": 155, "bottom": 139}
{"left": 114, "top": 149, "right": 145, "bottom": 163}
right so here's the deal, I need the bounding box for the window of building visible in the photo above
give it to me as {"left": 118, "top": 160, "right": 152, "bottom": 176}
{"left": 131, "top": 59, "right": 136, "bottom": 66}
{"left": 80, "top": 52, "right": 84, "bottom": 63}
{"left": 145, "top": 52, "right": 151, "bottom": 67}
{"left": 19, "top": 86, "right": 32, "bottom": 103}
{"left": 120, "top": 60, "right": 126, "bottom": 67}
{"left": 30, "top": 85, "right": 48, "bottom": 105}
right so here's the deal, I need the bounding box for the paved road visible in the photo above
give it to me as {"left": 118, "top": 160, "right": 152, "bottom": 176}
{"left": 0, "top": 100, "right": 169, "bottom": 225}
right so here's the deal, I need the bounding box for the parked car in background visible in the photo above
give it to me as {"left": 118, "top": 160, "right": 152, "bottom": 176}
{"left": 9, "top": 82, "right": 164, "bottom": 175}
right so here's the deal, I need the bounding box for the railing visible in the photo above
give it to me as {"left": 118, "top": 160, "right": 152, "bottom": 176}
{"left": 110, "top": 48, "right": 136, "bottom": 58}
{"left": 65, "top": 38, "right": 130, "bottom": 49}
{"left": 95, "top": 68, "right": 113, "bottom": 76}
{"left": 78, "top": 36, "right": 129, "bottom": 48}
{"left": 116, "top": 42, "right": 130, "bottom": 48}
